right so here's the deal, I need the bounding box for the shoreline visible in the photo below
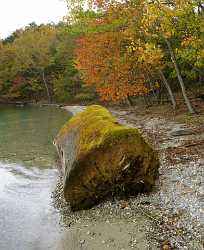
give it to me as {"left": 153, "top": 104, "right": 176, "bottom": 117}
{"left": 53, "top": 105, "right": 204, "bottom": 250}
{"left": 61, "top": 105, "right": 86, "bottom": 115}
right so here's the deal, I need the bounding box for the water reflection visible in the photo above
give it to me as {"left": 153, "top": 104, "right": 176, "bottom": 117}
{"left": 0, "top": 105, "right": 71, "bottom": 250}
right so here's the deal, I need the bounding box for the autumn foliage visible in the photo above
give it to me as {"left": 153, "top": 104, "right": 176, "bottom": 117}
{"left": 75, "top": 2, "right": 163, "bottom": 101}
{"left": 0, "top": 0, "right": 204, "bottom": 111}
{"left": 76, "top": 32, "right": 149, "bottom": 101}
{"left": 73, "top": 0, "right": 204, "bottom": 112}
{"left": 76, "top": 2, "right": 160, "bottom": 101}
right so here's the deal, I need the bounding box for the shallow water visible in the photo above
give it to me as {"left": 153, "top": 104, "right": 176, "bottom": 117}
{"left": 0, "top": 105, "right": 71, "bottom": 250}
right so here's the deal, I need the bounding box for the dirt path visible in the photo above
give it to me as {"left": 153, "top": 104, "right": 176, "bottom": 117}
{"left": 53, "top": 105, "right": 204, "bottom": 250}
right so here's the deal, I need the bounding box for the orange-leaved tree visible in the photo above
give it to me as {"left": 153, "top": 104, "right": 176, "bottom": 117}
{"left": 74, "top": 1, "right": 161, "bottom": 103}
{"left": 75, "top": 31, "right": 149, "bottom": 102}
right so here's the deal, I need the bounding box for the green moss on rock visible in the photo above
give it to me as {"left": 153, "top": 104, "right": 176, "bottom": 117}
{"left": 57, "top": 105, "right": 125, "bottom": 154}
{"left": 54, "top": 105, "right": 160, "bottom": 211}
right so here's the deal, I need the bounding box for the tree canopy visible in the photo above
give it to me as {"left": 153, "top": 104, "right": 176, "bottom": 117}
{"left": 0, "top": 0, "right": 204, "bottom": 112}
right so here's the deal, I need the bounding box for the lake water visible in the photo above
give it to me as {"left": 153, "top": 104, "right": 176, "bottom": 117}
{"left": 0, "top": 105, "right": 71, "bottom": 250}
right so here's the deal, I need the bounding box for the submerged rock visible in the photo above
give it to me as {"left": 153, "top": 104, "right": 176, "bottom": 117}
{"left": 54, "top": 105, "right": 159, "bottom": 211}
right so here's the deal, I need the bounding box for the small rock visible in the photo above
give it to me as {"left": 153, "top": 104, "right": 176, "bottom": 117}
{"left": 79, "top": 239, "right": 85, "bottom": 245}
{"left": 160, "top": 243, "right": 171, "bottom": 250}
{"left": 170, "top": 128, "right": 193, "bottom": 137}
{"left": 120, "top": 201, "right": 129, "bottom": 209}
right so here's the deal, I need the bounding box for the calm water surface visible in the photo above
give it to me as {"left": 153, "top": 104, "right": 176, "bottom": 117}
{"left": 0, "top": 105, "right": 71, "bottom": 250}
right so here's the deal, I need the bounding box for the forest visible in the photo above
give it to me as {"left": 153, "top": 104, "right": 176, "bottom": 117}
{"left": 0, "top": 1, "right": 204, "bottom": 249}
{"left": 0, "top": 0, "right": 204, "bottom": 113}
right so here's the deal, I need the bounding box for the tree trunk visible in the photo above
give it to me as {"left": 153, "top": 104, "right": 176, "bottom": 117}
{"left": 42, "top": 70, "right": 51, "bottom": 103}
{"left": 127, "top": 96, "right": 134, "bottom": 106}
{"left": 165, "top": 39, "right": 195, "bottom": 114}
{"left": 145, "top": 69, "right": 159, "bottom": 103}
{"left": 158, "top": 69, "right": 176, "bottom": 109}
{"left": 143, "top": 95, "right": 152, "bottom": 107}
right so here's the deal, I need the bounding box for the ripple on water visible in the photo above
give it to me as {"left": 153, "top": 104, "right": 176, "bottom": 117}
{"left": 0, "top": 106, "right": 71, "bottom": 250}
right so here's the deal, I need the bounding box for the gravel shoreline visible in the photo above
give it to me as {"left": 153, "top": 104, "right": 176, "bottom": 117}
{"left": 52, "top": 105, "right": 204, "bottom": 250}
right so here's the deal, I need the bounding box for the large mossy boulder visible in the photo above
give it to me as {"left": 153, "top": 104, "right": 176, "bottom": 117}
{"left": 54, "top": 105, "right": 159, "bottom": 210}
